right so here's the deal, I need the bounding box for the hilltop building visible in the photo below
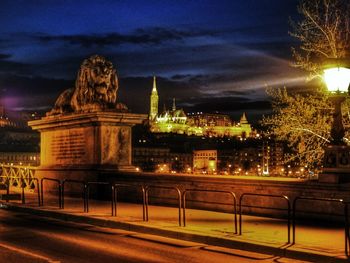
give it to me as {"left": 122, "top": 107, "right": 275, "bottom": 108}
{"left": 149, "top": 76, "right": 252, "bottom": 137}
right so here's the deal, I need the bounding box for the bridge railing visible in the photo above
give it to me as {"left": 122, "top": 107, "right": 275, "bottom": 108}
{"left": 239, "top": 193, "right": 291, "bottom": 244}
{"left": 62, "top": 179, "right": 87, "bottom": 211}
{"left": 0, "top": 175, "right": 40, "bottom": 205}
{"left": 0, "top": 164, "right": 37, "bottom": 190}
{"left": 182, "top": 189, "right": 237, "bottom": 234}
{"left": 40, "top": 178, "right": 62, "bottom": 208}
{"left": 3, "top": 173, "right": 350, "bottom": 258}
{"left": 112, "top": 183, "right": 146, "bottom": 220}
{"left": 145, "top": 185, "right": 182, "bottom": 226}
{"left": 293, "top": 196, "right": 348, "bottom": 256}
{"left": 85, "top": 182, "right": 113, "bottom": 213}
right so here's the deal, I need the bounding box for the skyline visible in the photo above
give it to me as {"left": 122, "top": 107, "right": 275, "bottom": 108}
{"left": 0, "top": 0, "right": 312, "bottom": 123}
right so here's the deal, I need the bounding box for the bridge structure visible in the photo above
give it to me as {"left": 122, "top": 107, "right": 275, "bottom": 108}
{"left": 0, "top": 164, "right": 37, "bottom": 189}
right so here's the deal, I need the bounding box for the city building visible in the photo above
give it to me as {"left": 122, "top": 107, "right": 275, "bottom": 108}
{"left": 193, "top": 150, "right": 217, "bottom": 174}
{"left": 132, "top": 126, "right": 287, "bottom": 176}
{"left": 0, "top": 100, "right": 40, "bottom": 165}
{"left": 0, "top": 152, "right": 40, "bottom": 166}
{"left": 149, "top": 77, "right": 252, "bottom": 137}
{"left": 132, "top": 146, "right": 193, "bottom": 173}
{"left": 262, "top": 141, "right": 284, "bottom": 176}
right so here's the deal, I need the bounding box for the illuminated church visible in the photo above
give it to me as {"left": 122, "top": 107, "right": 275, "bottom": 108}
{"left": 149, "top": 77, "right": 252, "bottom": 137}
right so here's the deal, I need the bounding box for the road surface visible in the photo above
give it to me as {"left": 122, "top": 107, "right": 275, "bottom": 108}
{"left": 0, "top": 209, "right": 308, "bottom": 263}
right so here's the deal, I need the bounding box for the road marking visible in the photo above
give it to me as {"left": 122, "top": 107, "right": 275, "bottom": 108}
{"left": 128, "top": 233, "right": 203, "bottom": 248}
{"left": 0, "top": 243, "right": 60, "bottom": 263}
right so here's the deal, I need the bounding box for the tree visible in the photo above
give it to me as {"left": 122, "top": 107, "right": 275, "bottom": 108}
{"left": 263, "top": 88, "right": 328, "bottom": 171}
{"left": 289, "top": 0, "right": 350, "bottom": 80}
{"left": 262, "top": 0, "right": 350, "bottom": 172}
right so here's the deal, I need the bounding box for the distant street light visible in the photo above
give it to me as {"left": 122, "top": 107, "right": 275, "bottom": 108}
{"left": 319, "top": 59, "right": 350, "bottom": 183}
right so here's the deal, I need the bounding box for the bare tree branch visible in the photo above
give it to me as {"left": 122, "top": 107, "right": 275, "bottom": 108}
{"left": 290, "top": 0, "right": 350, "bottom": 78}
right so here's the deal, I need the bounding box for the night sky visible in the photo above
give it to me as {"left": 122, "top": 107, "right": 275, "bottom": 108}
{"left": 0, "top": 0, "right": 307, "bottom": 123}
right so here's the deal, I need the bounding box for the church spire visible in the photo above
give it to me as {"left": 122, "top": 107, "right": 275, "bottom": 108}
{"left": 152, "top": 76, "right": 157, "bottom": 93}
{"left": 240, "top": 112, "right": 248, "bottom": 125}
{"left": 172, "top": 98, "right": 176, "bottom": 111}
{"left": 149, "top": 76, "right": 159, "bottom": 121}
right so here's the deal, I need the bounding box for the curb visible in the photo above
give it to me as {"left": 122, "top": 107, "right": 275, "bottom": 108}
{"left": 2, "top": 203, "right": 348, "bottom": 263}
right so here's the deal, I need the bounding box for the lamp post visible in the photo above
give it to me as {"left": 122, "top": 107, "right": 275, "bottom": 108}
{"left": 319, "top": 62, "right": 350, "bottom": 183}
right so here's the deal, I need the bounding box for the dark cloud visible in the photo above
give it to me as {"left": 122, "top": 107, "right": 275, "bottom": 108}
{"left": 0, "top": 73, "right": 73, "bottom": 110}
{"left": 179, "top": 96, "right": 272, "bottom": 125}
{"left": 0, "top": 1, "right": 303, "bottom": 124}
{"left": 242, "top": 40, "right": 298, "bottom": 59}
{"left": 0, "top": 59, "right": 34, "bottom": 76}
{"left": 284, "top": 80, "right": 322, "bottom": 94}
{"left": 0, "top": 74, "right": 73, "bottom": 95}
{"left": 0, "top": 73, "right": 202, "bottom": 113}
{"left": 0, "top": 53, "right": 12, "bottom": 60}
{"left": 180, "top": 97, "right": 270, "bottom": 112}
{"left": 36, "top": 27, "right": 216, "bottom": 48}
{"left": 119, "top": 75, "right": 203, "bottom": 113}
{"left": 220, "top": 90, "right": 256, "bottom": 96}
{"left": 120, "top": 75, "right": 273, "bottom": 125}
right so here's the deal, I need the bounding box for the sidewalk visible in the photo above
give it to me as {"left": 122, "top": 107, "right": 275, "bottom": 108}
{"left": 1, "top": 192, "right": 348, "bottom": 263}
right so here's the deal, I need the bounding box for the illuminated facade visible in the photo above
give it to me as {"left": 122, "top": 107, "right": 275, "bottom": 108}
{"left": 0, "top": 152, "right": 40, "bottom": 166}
{"left": 149, "top": 77, "right": 252, "bottom": 137}
{"left": 193, "top": 150, "right": 217, "bottom": 174}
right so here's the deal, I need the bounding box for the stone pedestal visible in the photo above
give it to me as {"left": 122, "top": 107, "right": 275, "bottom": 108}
{"left": 318, "top": 145, "right": 350, "bottom": 183}
{"left": 29, "top": 111, "right": 147, "bottom": 182}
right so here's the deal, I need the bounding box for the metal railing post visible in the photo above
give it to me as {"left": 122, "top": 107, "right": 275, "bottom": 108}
{"left": 182, "top": 191, "right": 187, "bottom": 227}
{"left": 40, "top": 178, "right": 62, "bottom": 208}
{"left": 239, "top": 193, "right": 291, "bottom": 243}
{"left": 293, "top": 196, "right": 345, "bottom": 255}
{"left": 61, "top": 179, "right": 86, "bottom": 211}
{"left": 292, "top": 198, "right": 297, "bottom": 244}
{"left": 33, "top": 178, "right": 41, "bottom": 206}
{"left": 21, "top": 177, "right": 25, "bottom": 204}
{"left": 145, "top": 186, "right": 149, "bottom": 221}
{"left": 40, "top": 178, "right": 44, "bottom": 206}
{"left": 239, "top": 195, "right": 242, "bottom": 235}
{"left": 345, "top": 202, "right": 349, "bottom": 258}
{"left": 84, "top": 184, "right": 88, "bottom": 212}
{"left": 6, "top": 179, "right": 10, "bottom": 203}
{"left": 111, "top": 185, "right": 116, "bottom": 216}
{"left": 145, "top": 185, "right": 182, "bottom": 226}
{"left": 142, "top": 185, "right": 146, "bottom": 221}
{"left": 182, "top": 189, "right": 237, "bottom": 234}
{"left": 84, "top": 182, "right": 110, "bottom": 213}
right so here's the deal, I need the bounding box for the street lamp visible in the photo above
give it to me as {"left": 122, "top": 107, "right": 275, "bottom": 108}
{"left": 324, "top": 66, "right": 350, "bottom": 144}
{"left": 324, "top": 67, "right": 350, "bottom": 93}
{"left": 319, "top": 61, "right": 350, "bottom": 183}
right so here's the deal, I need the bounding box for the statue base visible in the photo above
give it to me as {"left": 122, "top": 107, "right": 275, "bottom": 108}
{"left": 29, "top": 111, "right": 147, "bottom": 184}
{"left": 319, "top": 145, "right": 350, "bottom": 184}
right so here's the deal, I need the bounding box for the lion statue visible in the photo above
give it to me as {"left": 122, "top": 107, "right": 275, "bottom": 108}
{"left": 48, "top": 55, "right": 127, "bottom": 115}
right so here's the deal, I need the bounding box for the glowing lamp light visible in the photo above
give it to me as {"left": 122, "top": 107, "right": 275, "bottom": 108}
{"left": 324, "top": 67, "right": 350, "bottom": 93}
